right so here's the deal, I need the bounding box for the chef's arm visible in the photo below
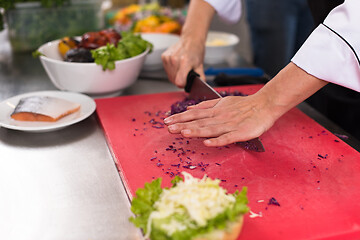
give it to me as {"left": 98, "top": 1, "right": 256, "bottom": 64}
{"left": 161, "top": 0, "right": 215, "bottom": 88}
{"left": 164, "top": 62, "right": 328, "bottom": 147}
{"left": 256, "top": 62, "right": 328, "bottom": 121}
{"left": 292, "top": 0, "right": 360, "bottom": 92}
{"left": 181, "top": 0, "right": 215, "bottom": 43}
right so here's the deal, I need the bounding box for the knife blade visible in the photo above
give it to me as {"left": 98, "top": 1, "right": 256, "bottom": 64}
{"left": 185, "top": 69, "right": 265, "bottom": 152}
{"left": 185, "top": 70, "right": 222, "bottom": 100}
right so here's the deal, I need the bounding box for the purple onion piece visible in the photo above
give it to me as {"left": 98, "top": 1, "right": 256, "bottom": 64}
{"left": 268, "top": 197, "right": 280, "bottom": 206}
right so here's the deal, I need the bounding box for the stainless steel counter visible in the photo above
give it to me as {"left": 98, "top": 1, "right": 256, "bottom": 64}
{"left": 1, "top": 28, "right": 359, "bottom": 240}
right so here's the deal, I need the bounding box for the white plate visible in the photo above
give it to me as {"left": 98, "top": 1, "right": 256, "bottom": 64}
{"left": 0, "top": 91, "right": 96, "bottom": 132}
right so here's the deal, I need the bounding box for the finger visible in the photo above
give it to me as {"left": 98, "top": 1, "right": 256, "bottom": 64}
{"left": 164, "top": 108, "right": 213, "bottom": 125}
{"left": 187, "top": 99, "right": 220, "bottom": 110}
{"left": 167, "top": 116, "right": 226, "bottom": 134}
{"left": 203, "top": 128, "right": 264, "bottom": 147}
{"left": 174, "top": 57, "right": 192, "bottom": 88}
{"left": 162, "top": 54, "right": 177, "bottom": 85}
{"left": 163, "top": 67, "right": 176, "bottom": 85}
{"left": 203, "top": 131, "right": 242, "bottom": 147}
{"left": 180, "top": 123, "right": 233, "bottom": 138}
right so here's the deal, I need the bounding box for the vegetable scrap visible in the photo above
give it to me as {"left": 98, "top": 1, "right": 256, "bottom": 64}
{"left": 334, "top": 133, "right": 349, "bottom": 140}
{"left": 318, "top": 154, "right": 328, "bottom": 159}
{"left": 268, "top": 197, "right": 281, "bottom": 207}
{"left": 249, "top": 210, "right": 263, "bottom": 218}
{"left": 320, "top": 130, "right": 328, "bottom": 135}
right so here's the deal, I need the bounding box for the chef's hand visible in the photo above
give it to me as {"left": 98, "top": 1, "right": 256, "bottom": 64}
{"left": 161, "top": 0, "right": 215, "bottom": 88}
{"left": 163, "top": 62, "right": 328, "bottom": 147}
{"left": 161, "top": 37, "right": 206, "bottom": 88}
{"left": 164, "top": 94, "right": 276, "bottom": 147}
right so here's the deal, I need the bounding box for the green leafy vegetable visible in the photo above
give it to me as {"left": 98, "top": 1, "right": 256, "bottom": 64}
{"left": 91, "top": 43, "right": 127, "bottom": 71}
{"left": 170, "top": 175, "right": 183, "bottom": 187}
{"left": 91, "top": 32, "right": 153, "bottom": 71}
{"left": 32, "top": 50, "right": 45, "bottom": 58}
{"left": 129, "top": 175, "right": 249, "bottom": 240}
{"left": 129, "top": 178, "right": 163, "bottom": 233}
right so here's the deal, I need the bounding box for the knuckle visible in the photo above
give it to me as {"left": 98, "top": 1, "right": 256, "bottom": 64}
{"left": 186, "top": 109, "right": 200, "bottom": 118}
{"left": 170, "top": 56, "right": 179, "bottom": 66}
{"left": 161, "top": 53, "right": 167, "bottom": 61}
{"left": 179, "top": 55, "right": 188, "bottom": 65}
{"left": 222, "top": 122, "right": 234, "bottom": 132}
{"left": 207, "top": 108, "right": 216, "bottom": 118}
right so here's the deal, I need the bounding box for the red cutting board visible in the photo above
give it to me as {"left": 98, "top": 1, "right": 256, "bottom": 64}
{"left": 95, "top": 85, "right": 360, "bottom": 240}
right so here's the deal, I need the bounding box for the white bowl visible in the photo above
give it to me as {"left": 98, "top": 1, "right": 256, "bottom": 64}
{"left": 204, "top": 31, "right": 240, "bottom": 65}
{"left": 38, "top": 39, "right": 149, "bottom": 96}
{"left": 140, "top": 33, "right": 180, "bottom": 71}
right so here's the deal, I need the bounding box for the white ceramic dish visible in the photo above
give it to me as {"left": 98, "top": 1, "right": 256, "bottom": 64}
{"left": 204, "top": 31, "right": 240, "bottom": 65}
{"left": 140, "top": 33, "right": 180, "bottom": 71}
{"left": 38, "top": 39, "right": 149, "bottom": 96}
{"left": 0, "top": 91, "right": 96, "bottom": 132}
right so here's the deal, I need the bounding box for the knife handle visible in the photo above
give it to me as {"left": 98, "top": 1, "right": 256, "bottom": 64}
{"left": 205, "top": 67, "right": 265, "bottom": 77}
{"left": 185, "top": 70, "right": 200, "bottom": 93}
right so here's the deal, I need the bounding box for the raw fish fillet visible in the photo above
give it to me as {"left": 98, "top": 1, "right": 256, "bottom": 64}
{"left": 11, "top": 96, "right": 80, "bottom": 122}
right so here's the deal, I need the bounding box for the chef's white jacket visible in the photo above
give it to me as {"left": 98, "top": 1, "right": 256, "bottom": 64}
{"left": 205, "top": 0, "right": 360, "bottom": 92}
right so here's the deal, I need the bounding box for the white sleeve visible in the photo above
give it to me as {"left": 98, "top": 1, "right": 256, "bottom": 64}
{"left": 291, "top": 0, "right": 360, "bottom": 92}
{"left": 204, "top": 0, "right": 242, "bottom": 24}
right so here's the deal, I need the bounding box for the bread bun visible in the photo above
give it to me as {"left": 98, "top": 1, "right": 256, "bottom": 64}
{"left": 194, "top": 215, "right": 244, "bottom": 240}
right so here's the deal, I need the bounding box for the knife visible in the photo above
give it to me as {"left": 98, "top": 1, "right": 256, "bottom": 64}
{"left": 185, "top": 69, "right": 265, "bottom": 152}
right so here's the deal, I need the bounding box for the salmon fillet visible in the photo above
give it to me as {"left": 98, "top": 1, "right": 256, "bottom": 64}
{"left": 11, "top": 96, "right": 81, "bottom": 122}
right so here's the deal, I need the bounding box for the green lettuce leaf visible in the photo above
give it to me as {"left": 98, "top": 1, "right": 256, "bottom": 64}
{"left": 91, "top": 31, "right": 153, "bottom": 71}
{"left": 170, "top": 175, "right": 183, "bottom": 187}
{"left": 129, "top": 178, "right": 163, "bottom": 233}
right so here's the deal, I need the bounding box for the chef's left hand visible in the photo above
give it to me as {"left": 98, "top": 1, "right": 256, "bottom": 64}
{"left": 163, "top": 94, "right": 276, "bottom": 147}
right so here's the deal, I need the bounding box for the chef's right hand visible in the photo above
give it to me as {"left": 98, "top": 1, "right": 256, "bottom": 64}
{"left": 161, "top": 36, "right": 206, "bottom": 88}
